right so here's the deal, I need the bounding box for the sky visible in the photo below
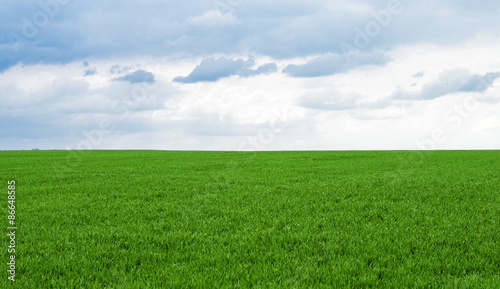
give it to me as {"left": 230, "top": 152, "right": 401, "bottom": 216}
{"left": 1, "top": 0, "right": 500, "bottom": 150}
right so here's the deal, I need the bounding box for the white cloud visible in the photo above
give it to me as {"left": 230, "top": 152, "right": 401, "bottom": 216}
{"left": 186, "top": 9, "right": 240, "bottom": 27}
{"left": 2, "top": 8, "right": 500, "bottom": 150}
{"left": 297, "top": 87, "right": 391, "bottom": 111}
{"left": 472, "top": 116, "right": 500, "bottom": 132}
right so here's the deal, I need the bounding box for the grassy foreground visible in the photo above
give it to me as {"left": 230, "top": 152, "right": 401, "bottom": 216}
{"left": 1, "top": 150, "right": 499, "bottom": 288}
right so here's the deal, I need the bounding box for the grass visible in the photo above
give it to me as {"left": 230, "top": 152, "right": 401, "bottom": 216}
{"left": 1, "top": 150, "right": 499, "bottom": 288}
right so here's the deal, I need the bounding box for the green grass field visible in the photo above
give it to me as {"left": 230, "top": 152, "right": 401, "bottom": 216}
{"left": 1, "top": 150, "right": 499, "bottom": 288}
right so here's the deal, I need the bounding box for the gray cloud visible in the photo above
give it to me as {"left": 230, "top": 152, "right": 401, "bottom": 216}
{"left": 2, "top": 1, "right": 500, "bottom": 71}
{"left": 113, "top": 70, "right": 155, "bottom": 84}
{"left": 459, "top": 72, "right": 500, "bottom": 92}
{"left": 239, "top": 63, "right": 278, "bottom": 77}
{"left": 110, "top": 65, "right": 131, "bottom": 75}
{"left": 393, "top": 69, "right": 500, "bottom": 100}
{"left": 84, "top": 68, "right": 97, "bottom": 76}
{"left": 173, "top": 57, "right": 277, "bottom": 83}
{"left": 283, "top": 51, "right": 391, "bottom": 77}
{"left": 174, "top": 58, "right": 249, "bottom": 83}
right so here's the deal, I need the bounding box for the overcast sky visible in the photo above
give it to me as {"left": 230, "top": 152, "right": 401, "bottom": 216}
{"left": 1, "top": 0, "right": 500, "bottom": 150}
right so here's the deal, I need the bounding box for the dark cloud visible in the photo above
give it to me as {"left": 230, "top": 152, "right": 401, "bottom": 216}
{"left": 283, "top": 51, "right": 391, "bottom": 77}
{"left": 393, "top": 69, "right": 500, "bottom": 100}
{"left": 113, "top": 70, "right": 155, "bottom": 84}
{"left": 173, "top": 57, "right": 277, "bottom": 83}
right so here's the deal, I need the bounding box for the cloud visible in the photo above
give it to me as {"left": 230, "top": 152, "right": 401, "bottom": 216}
{"left": 0, "top": 77, "right": 92, "bottom": 140}
{"left": 283, "top": 51, "right": 391, "bottom": 77}
{"left": 1, "top": 1, "right": 500, "bottom": 71}
{"left": 0, "top": 66, "right": 180, "bottom": 149}
{"left": 413, "top": 71, "right": 425, "bottom": 78}
{"left": 184, "top": 114, "right": 255, "bottom": 136}
{"left": 174, "top": 57, "right": 249, "bottom": 83}
{"left": 104, "top": 81, "right": 177, "bottom": 112}
{"left": 110, "top": 65, "right": 131, "bottom": 75}
{"left": 113, "top": 70, "right": 155, "bottom": 84}
{"left": 3, "top": 1, "right": 500, "bottom": 150}
{"left": 472, "top": 116, "right": 500, "bottom": 132}
{"left": 84, "top": 68, "right": 97, "bottom": 76}
{"left": 173, "top": 57, "right": 277, "bottom": 83}
{"left": 459, "top": 72, "right": 500, "bottom": 92}
{"left": 239, "top": 63, "right": 278, "bottom": 77}
{"left": 297, "top": 87, "right": 390, "bottom": 111}
{"left": 393, "top": 68, "right": 500, "bottom": 100}
{"left": 186, "top": 9, "right": 240, "bottom": 27}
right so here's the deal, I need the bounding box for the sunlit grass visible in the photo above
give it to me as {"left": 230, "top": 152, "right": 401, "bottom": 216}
{"left": 1, "top": 150, "right": 499, "bottom": 288}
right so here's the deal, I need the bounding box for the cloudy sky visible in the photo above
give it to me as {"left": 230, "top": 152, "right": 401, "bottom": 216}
{"left": 1, "top": 0, "right": 500, "bottom": 150}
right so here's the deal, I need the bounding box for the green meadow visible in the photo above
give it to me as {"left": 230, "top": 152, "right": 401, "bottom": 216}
{"left": 1, "top": 150, "right": 499, "bottom": 288}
